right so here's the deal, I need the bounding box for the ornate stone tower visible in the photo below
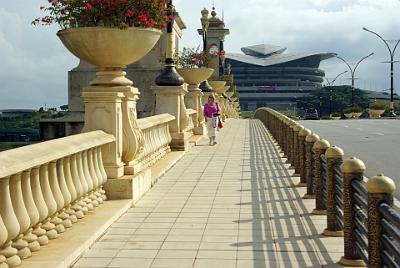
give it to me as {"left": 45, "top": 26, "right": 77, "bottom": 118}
{"left": 197, "top": 7, "right": 230, "bottom": 80}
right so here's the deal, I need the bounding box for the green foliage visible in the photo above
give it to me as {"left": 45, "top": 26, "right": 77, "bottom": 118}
{"left": 369, "top": 102, "right": 386, "bottom": 110}
{"left": 0, "top": 109, "right": 65, "bottom": 129}
{"left": 297, "top": 85, "right": 369, "bottom": 116}
{"left": 241, "top": 111, "right": 254, "bottom": 119}
{"left": 321, "top": 115, "right": 332, "bottom": 120}
{"left": 343, "top": 106, "right": 363, "bottom": 114}
{"left": 331, "top": 112, "right": 341, "bottom": 117}
{"left": 59, "top": 104, "right": 69, "bottom": 111}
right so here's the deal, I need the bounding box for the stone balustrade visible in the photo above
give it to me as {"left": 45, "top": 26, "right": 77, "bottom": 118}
{"left": 124, "top": 114, "right": 175, "bottom": 175}
{"left": 0, "top": 131, "right": 114, "bottom": 268}
{"left": 186, "top": 109, "right": 197, "bottom": 135}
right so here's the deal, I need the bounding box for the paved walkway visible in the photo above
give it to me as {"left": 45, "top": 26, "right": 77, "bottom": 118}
{"left": 73, "top": 119, "right": 344, "bottom": 268}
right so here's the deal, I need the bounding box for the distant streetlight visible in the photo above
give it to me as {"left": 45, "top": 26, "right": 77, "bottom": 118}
{"left": 199, "top": 8, "right": 212, "bottom": 92}
{"left": 336, "top": 53, "right": 374, "bottom": 106}
{"left": 363, "top": 27, "right": 400, "bottom": 116}
{"left": 329, "top": 89, "right": 333, "bottom": 116}
{"left": 325, "top": 70, "right": 348, "bottom": 86}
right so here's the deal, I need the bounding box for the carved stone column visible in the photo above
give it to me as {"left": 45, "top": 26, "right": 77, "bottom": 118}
{"left": 153, "top": 85, "right": 191, "bottom": 151}
{"left": 366, "top": 174, "right": 396, "bottom": 268}
{"left": 323, "top": 146, "right": 345, "bottom": 237}
{"left": 339, "top": 157, "right": 366, "bottom": 267}
{"left": 312, "top": 139, "right": 330, "bottom": 215}
{"left": 303, "top": 133, "right": 320, "bottom": 199}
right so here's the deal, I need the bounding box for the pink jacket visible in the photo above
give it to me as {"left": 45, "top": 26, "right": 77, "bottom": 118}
{"left": 203, "top": 103, "right": 220, "bottom": 118}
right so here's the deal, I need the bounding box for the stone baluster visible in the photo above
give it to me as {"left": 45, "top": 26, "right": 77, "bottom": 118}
{"left": 30, "top": 167, "right": 49, "bottom": 246}
{"left": 82, "top": 150, "right": 99, "bottom": 207}
{"left": 88, "top": 148, "right": 103, "bottom": 204}
{"left": 63, "top": 156, "right": 84, "bottom": 220}
{"left": 39, "top": 164, "right": 58, "bottom": 239}
{"left": 97, "top": 147, "right": 108, "bottom": 200}
{"left": 298, "top": 128, "right": 311, "bottom": 187}
{"left": 20, "top": 170, "right": 40, "bottom": 252}
{"left": 77, "top": 152, "right": 94, "bottom": 211}
{"left": 48, "top": 161, "right": 67, "bottom": 232}
{"left": 56, "top": 159, "right": 74, "bottom": 227}
{"left": 0, "top": 176, "right": 22, "bottom": 267}
{"left": 303, "top": 133, "right": 320, "bottom": 199}
{"left": 0, "top": 214, "right": 7, "bottom": 268}
{"left": 70, "top": 154, "right": 89, "bottom": 214}
{"left": 9, "top": 174, "right": 31, "bottom": 259}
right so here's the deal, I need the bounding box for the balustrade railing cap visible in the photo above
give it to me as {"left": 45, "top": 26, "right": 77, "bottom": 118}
{"left": 340, "top": 157, "right": 366, "bottom": 174}
{"left": 305, "top": 133, "right": 320, "bottom": 143}
{"left": 367, "top": 174, "right": 396, "bottom": 194}
{"left": 293, "top": 124, "right": 303, "bottom": 132}
{"left": 299, "top": 128, "right": 311, "bottom": 137}
{"left": 313, "top": 139, "right": 331, "bottom": 150}
{"left": 325, "top": 146, "right": 344, "bottom": 159}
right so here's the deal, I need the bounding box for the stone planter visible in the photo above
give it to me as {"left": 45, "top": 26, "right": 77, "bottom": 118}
{"left": 58, "top": 27, "right": 161, "bottom": 86}
{"left": 353, "top": 112, "right": 363, "bottom": 119}
{"left": 176, "top": 68, "right": 214, "bottom": 85}
{"left": 209, "top": 81, "right": 227, "bottom": 94}
{"left": 344, "top": 113, "right": 354, "bottom": 119}
{"left": 331, "top": 116, "right": 341, "bottom": 120}
{"left": 58, "top": 27, "right": 162, "bottom": 178}
{"left": 369, "top": 109, "right": 385, "bottom": 118}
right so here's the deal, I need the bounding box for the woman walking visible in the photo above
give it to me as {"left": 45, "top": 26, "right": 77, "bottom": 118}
{"left": 203, "top": 94, "right": 220, "bottom": 146}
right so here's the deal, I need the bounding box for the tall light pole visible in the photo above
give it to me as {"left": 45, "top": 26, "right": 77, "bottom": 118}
{"left": 155, "top": 0, "right": 184, "bottom": 86}
{"left": 336, "top": 53, "right": 374, "bottom": 106}
{"left": 325, "top": 70, "right": 348, "bottom": 86}
{"left": 363, "top": 27, "right": 400, "bottom": 117}
{"left": 199, "top": 8, "right": 212, "bottom": 92}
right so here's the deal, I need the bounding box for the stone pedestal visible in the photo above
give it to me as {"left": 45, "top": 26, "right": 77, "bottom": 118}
{"left": 185, "top": 85, "right": 207, "bottom": 136}
{"left": 81, "top": 86, "right": 125, "bottom": 179}
{"left": 153, "top": 85, "right": 190, "bottom": 151}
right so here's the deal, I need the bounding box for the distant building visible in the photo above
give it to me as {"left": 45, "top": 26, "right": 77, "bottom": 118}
{"left": 364, "top": 90, "right": 400, "bottom": 101}
{"left": 225, "top": 44, "right": 336, "bottom": 113}
{"left": 0, "top": 109, "right": 36, "bottom": 120}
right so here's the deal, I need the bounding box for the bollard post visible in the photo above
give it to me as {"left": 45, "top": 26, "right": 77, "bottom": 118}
{"left": 339, "top": 157, "right": 366, "bottom": 267}
{"left": 288, "top": 122, "right": 296, "bottom": 167}
{"left": 292, "top": 124, "right": 303, "bottom": 177}
{"left": 366, "top": 174, "right": 396, "bottom": 268}
{"left": 323, "top": 146, "right": 344, "bottom": 237}
{"left": 303, "top": 133, "right": 320, "bottom": 199}
{"left": 312, "top": 139, "right": 331, "bottom": 215}
{"left": 298, "top": 128, "right": 311, "bottom": 187}
{"left": 281, "top": 118, "right": 288, "bottom": 157}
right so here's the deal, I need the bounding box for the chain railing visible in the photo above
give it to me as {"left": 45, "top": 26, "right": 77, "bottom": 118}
{"left": 254, "top": 107, "right": 399, "bottom": 268}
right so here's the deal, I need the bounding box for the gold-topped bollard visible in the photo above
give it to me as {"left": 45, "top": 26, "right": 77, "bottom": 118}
{"left": 292, "top": 124, "right": 304, "bottom": 176}
{"left": 298, "top": 128, "right": 311, "bottom": 187}
{"left": 286, "top": 120, "right": 295, "bottom": 165}
{"left": 339, "top": 157, "right": 367, "bottom": 267}
{"left": 288, "top": 122, "right": 297, "bottom": 167}
{"left": 323, "top": 146, "right": 345, "bottom": 237}
{"left": 366, "top": 174, "right": 396, "bottom": 268}
{"left": 303, "top": 133, "right": 320, "bottom": 199}
{"left": 312, "top": 139, "right": 331, "bottom": 215}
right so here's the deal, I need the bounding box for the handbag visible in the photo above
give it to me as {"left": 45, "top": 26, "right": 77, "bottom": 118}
{"left": 218, "top": 117, "right": 223, "bottom": 129}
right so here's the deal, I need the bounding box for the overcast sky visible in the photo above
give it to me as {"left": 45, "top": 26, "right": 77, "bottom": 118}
{"left": 1, "top": 0, "right": 400, "bottom": 109}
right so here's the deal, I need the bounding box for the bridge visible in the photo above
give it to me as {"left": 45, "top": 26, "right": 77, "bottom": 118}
{"left": 1, "top": 108, "right": 399, "bottom": 268}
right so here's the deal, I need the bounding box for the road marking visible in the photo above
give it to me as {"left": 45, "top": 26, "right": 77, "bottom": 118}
{"left": 356, "top": 128, "right": 362, "bottom": 131}
{"left": 375, "top": 132, "right": 384, "bottom": 136}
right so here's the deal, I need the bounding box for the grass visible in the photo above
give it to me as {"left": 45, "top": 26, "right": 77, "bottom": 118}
{"left": 241, "top": 111, "right": 255, "bottom": 119}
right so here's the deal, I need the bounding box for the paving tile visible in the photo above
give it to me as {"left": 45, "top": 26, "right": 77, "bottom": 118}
{"left": 116, "top": 249, "right": 159, "bottom": 258}
{"left": 150, "top": 258, "right": 195, "bottom": 268}
{"left": 193, "top": 259, "right": 236, "bottom": 268}
{"left": 74, "top": 257, "right": 112, "bottom": 267}
{"left": 108, "top": 258, "right": 153, "bottom": 268}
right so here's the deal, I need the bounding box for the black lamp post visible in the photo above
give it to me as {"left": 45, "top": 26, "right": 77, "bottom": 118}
{"left": 329, "top": 89, "right": 333, "bottom": 116}
{"left": 336, "top": 53, "right": 374, "bottom": 106}
{"left": 199, "top": 8, "right": 212, "bottom": 92}
{"left": 363, "top": 27, "right": 400, "bottom": 117}
{"left": 155, "top": 0, "right": 184, "bottom": 86}
{"left": 325, "top": 70, "right": 348, "bottom": 86}
{"left": 319, "top": 96, "right": 323, "bottom": 118}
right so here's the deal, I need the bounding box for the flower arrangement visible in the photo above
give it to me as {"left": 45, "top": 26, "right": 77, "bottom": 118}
{"left": 176, "top": 46, "right": 211, "bottom": 68}
{"left": 343, "top": 106, "right": 363, "bottom": 114}
{"left": 369, "top": 102, "right": 386, "bottom": 110}
{"left": 32, "top": 0, "right": 173, "bottom": 29}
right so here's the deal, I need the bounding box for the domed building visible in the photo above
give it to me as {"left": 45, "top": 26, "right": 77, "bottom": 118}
{"left": 225, "top": 44, "right": 336, "bottom": 113}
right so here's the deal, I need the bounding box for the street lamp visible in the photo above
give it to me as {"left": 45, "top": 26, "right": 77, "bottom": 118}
{"left": 199, "top": 8, "right": 212, "bottom": 92}
{"left": 336, "top": 53, "right": 374, "bottom": 106}
{"left": 155, "top": 0, "right": 184, "bottom": 86}
{"left": 363, "top": 27, "right": 400, "bottom": 116}
{"left": 325, "top": 70, "right": 348, "bottom": 86}
{"left": 329, "top": 89, "right": 333, "bottom": 116}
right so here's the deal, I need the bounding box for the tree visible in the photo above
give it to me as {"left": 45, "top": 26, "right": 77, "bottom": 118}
{"left": 59, "top": 104, "right": 69, "bottom": 111}
{"left": 297, "top": 85, "right": 370, "bottom": 116}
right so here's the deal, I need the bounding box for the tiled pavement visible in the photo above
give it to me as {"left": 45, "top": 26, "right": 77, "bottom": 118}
{"left": 73, "top": 119, "right": 345, "bottom": 268}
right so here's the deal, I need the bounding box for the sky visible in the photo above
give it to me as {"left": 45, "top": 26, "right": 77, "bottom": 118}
{"left": 0, "top": 0, "right": 400, "bottom": 109}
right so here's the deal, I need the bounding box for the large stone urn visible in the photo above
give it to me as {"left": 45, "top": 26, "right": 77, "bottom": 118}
{"left": 58, "top": 27, "right": 161, "bottom": 178}
{"left": 177, "top": 67, "right": 214, "bottom": 136}
{"left": 369, "top": 109, "right": 385, "bottom": 118}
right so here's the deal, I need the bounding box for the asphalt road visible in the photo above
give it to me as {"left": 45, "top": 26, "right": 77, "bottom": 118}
{"left": 299, "top": 119, "right": 400, "bottom": 199}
